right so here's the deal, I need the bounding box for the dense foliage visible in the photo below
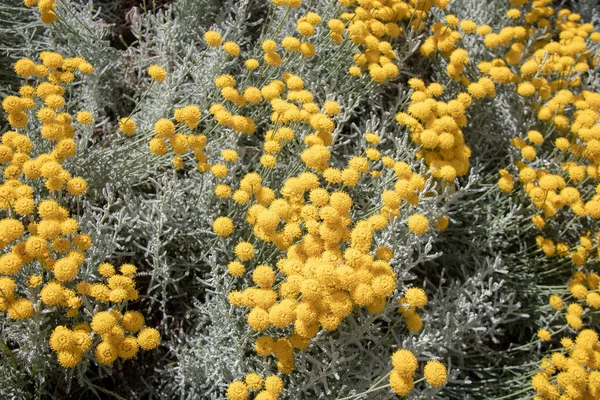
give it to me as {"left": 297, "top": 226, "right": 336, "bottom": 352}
{"left": 1, "top": 0, "right": 600, "bottom": 399}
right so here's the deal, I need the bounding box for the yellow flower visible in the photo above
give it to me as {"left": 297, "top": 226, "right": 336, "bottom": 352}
{"left": 245, "top": 373, "right": 262, "bottom": 390}
{"left": 391, "top": 349, "right": 418, "bottom": 377}
{"left": 40, "top": 281, "right": 64, "bottom": 306}
{"left": 50, "top": 326, "right": 73, "bottom": 351}
{"left": 119, "top": 117, "right": 136, "bottom": 136}
{"left": 244, "top": 58, "right": 259, "bottom": 70}
{"left": 390, "top": 370, "right": 414, "bottom": 396}
{"left": 53, "top": 257, "right": 79, "bottom": 282}
{"left": 57, "top": 351, "right": 81, "bottom": 368}
{"left": 227, "top": 381, "right": 249, "bottom": 400}
{"left": 137, "top": 327, "right": 160, "bottom": 350}
{"left": 517, "top": 82, "right": 536, "bottom": 97}
{"left": 407, "top": 214, "right": 429, "bottom": 235}
{"left": 66, "top": 177, "right": 87, "bottom": 196}
{"left": 297, "top": 21, "right": 316, "bottom": 37}
{"left": 154, "top": 118, "right": 175, "bottom": 138}
{"left": 27, "top": 275, "right": 42, "bottom": 288}
{"left": 227, "top": 261, "right": 245, "bottom": 277}
{"left": 95, "top": 341, "right": 118, "bottom": 365}
{"left": 253, "top": 265, "right": 275, "bottom": 288}
{"left": 404, "top": 287, "right": 428, "bottom": 308}
{"left": 149, "top": 138, "right": 168, "bottom": 156}
{"left": 537, "top": 328, "right": 552, "bottom": 341}
{"left": 223, "top": 41, "right": 240, "bottom": 57}
{"left": 424, "top": 360, "right": 448, "bottom": 387}
{"left": 204, "top": 31, "right": 222, "bottom": 47}
{"left": 460, "top": 20, "right": 477, "bottom": 34}
{"left": 211, "top": 163, "right": 228, "bottom": 178}
{"left": 264, "top": 375, "right": 284, "bottom": 394}
{"left": 76, "top": 111, "right": 93, "bottom": 125}
{"left": 7, "top": 298, "right": 34, "bottom": 320}
{"left": 147, "top": 64, "right": 167, "bottom": 82}
{"left": 506, "top": 8, "right": 521, "bottom": 19}
{"left": 98, "top": 263, "right": 116, "bottom": 277}
{"left": 208, "top": 182, "right": 229, "bottom": 198}
{"left": 404, "top": 309, "right": 423, "bottom": 332}
{"left": 117, "top": 336, "right": 139, "bottom": 359}
{"left": 14, "top": 58, "right": 37, "bottom": 77}
{"left": 248, "top": 307, "right": 270, "bottom": 331}
{"left": 0, "top": 253, "right": 24, "bottom": 275}
{"left": 91, "top": 311, "right": 117, "bottom": 334}
{"left": 213, "top": 216, "right": 234, "bottom": 237}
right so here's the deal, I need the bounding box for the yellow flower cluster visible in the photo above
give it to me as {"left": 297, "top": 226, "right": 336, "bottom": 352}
{"left": 141, "top": 5, "right": 450, "bottom": 395}
{"left": 0, "top": 275, "right": 33, "bottom": 319}
{"left": 48, "top": 309, "right": 159, "bottom": 368}
{"left": 1, "top": 52, "right": 159, "bottom": 369}
{"left": 332, "top": 0, "right": 450, "bottom": 82}
{"left": 79, "top": 262, "right": 140, "bottom": 304}
{"left": 453, "top": 2, "right": 600, "bottom": 393}
{"left": 398, "top": 287, "right": 428, "bottom": 333}
{"left": 485, "top": 4, "right": 600, "bottom": 302}
{"left": 23, "top": 0, "right": 58, "bottom": 24}
{"left": 546, "top": 271, "right": 600, "bottom": 332}
{"left": 227, "top": 373, "right": 284, "bottom": 400}
{"left": 389, "top": 349, "right": 447, "bottom": 396}
{"left": 149, "top": 105, "right": 202, "bottom": 170}
{"left": 396, "top": 78, "right": 473, "bottom": 179}
{"left": 4, "top": 53, "right": 92, "bottom": 193}
{"left": 216, "top": 74, "right": 446, "bottom": 374}
{"left": 532, "top": 329, "right": 600, "bottom": 399}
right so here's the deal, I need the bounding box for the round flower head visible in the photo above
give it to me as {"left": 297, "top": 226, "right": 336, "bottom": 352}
{"left": 137, "top": 327, "right": 160, "bottom": 350}
{"left": 234, "top": 242, "right": 255, "bottom": 261}
{"left": 154, "top": 118, "right": 175, "bottom": 139}
{"left": 264, "top": 375, "right": 284, "bottom": 394}
{"left": 424, "top": 360, "right": 447, "bottom": 387}
{"left": 14, "top": 58, "right": 37, "bottom": 77}
{"left": 8, "top": 298, "right": 34, "bottom": 320}
{"left": 390, "top": 370, "right": 414, "bottom": 396}
{"left": 247, "top": 307, "right": 270, "bottom": 331}
{"left": 228, "top": 261, "right": 245, "bottom": 277}
{"left": 227, "top": 381, "right": 249, "bottom": 400}
{"left": 244, "top": 58, "right": 259, "bottom": 70}
{"left": 50, "top": 325, "right": 73, "bottom": 351}
{"left": 404, "top": 287, "right": 428, "bottom": 308}
{"left": 53, "top": 257, "right": 79, "bottom": 282}
{"left": 95, "top": 341, "right": 118, "bottom": 365}
{"left": 245, "top": 373, "right": 263, "bottom": 390}
{"left": 404, "top": 309, "right": 423, "bottom": 333}
{"left": 121, "top": 311, "right": 144, "bottom": 332}
{"left": 119, "top": 263, "right": 137, "bottom": 276}
{"left": 57, "top": 351, "right": 81, "bottom": 368}
{"left": 117, "top": 336, "right": 139, "bottom": 359}
{"left": 119, "top": 117, "right": 136, "bottom": 136}
{"left": 407, "top": 214, "right": 429, "bottom": 234}
{"left": 204, "top": 31, "right": 222, "bottom": 47}
{"left": 537, "top": 328, "right": 552, "bottom": 341}
{"left": 213, "top": 216, "right": 234, "bottom": 237}
{"left": 149, "top": 138, "right": 168, "bottom": 156}
{"left": 66, "top": 177, "right": 87, "bottom": 196}
{"left": 253, "top": 265, "right": 275, "bottom": 288}
{"left": 98, "top": 263, "right": 115, "bottom": 277}
{"left": 148, "top": 64, "right": 167, "bottom": 82}
{"left": 223, "top": 41, "right": 241, "bottom": 57}
{"left": 91, "top": 311, "right": 117, "bottom": 334}
{"left": 40, "top": 281, "right": 64, "bottom": 306}
{"left": 391, "top": 349, "right": 418, "bottom": 376}
{"left": 76, "top": 111, "right": 93, "bottom": 125}
{"left": 27, "top": 275, "right": 42, "bottom": 288}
